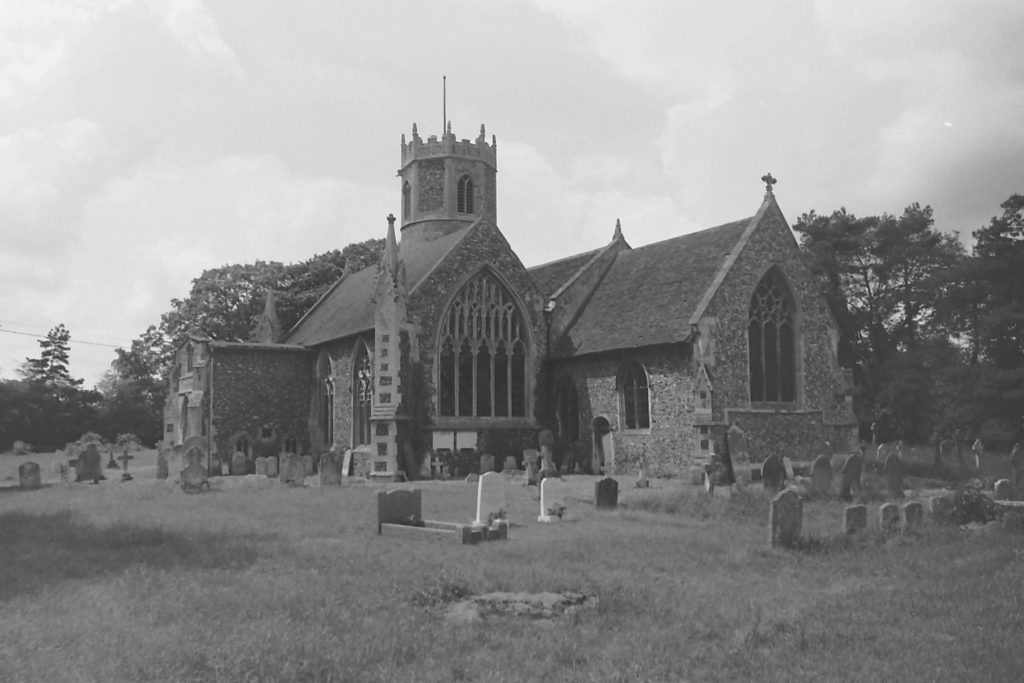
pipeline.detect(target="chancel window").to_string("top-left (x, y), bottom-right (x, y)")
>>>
top-left (456, 175), bottom-right (474, 214)
top-left (353, 342), bottom-right (372, 446)
top-left (555, 373), bottom-right (580, 441)
top-left (438, 270), bottom-right (528, 418)
top-left (619, 362), bottom-right (650, 429)
top-left (748, 268), bottom-right (797, 403)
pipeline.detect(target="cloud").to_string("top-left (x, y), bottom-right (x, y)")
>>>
top-left (144, 0), bottom-right (243, 75)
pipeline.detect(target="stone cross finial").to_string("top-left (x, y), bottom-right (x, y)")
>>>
top-left (613, 218), bottom-right (623, 240)
top-left (761, 172), bottom-right (777, 199)
top-left (386, 213), bottom-right (396, 228)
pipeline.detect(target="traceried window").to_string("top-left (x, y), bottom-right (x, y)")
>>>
top-left (353, 342), bottom-right (372, 446)
top-left (555, 373), bottom-right (580, 441)
top-left (317, 350), bottom-right (334, 446)
top-left (749, 267), bottom-right (797, 403)
top-left (619, 362), bottom-right (650, 429)
top-left (456, 175), bottom-right (474, 214)
top-left (402, 181), bottom-right (411, 219)
top-left (438, 270), bottom-right (528, 418)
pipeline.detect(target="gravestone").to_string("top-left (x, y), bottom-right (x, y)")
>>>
top-left (703, 469), bottom-right (716, 496)
top-left (838, 453), bottom-right (863, 502)
top-left (727, 424), bottom-right (751, 483)
top-left (180, 447), bottom-right (209, 493)
top-left (300, 454), bottom-right (314, 476)
top-left (635, 460), bottom-right (650, 488)
top-left (479, 453), bottom-right (495, 474)
top-left (156, 450), bottom-right (169, 480)
top-left (76, 444), bottom-right (102, 484)
top-left (266, 455), bottom-right (278, 477)
top-left (525, 459), bottom-right (539, 486)
top-left (320, 451), bottom-right (344, 487)
top-left (341, 449), bottom-right (354, 478)
top-left (1010, 443), bottom-right (1024, 493)
top-left (769, 489), bottom-right (802, 549)
top-left (971, 438), bottom-right (984, 473)
top-left (595, 477), bottom-right (618, 509)
top-left (902, 501), bottom-right (924, 530)
top-left (883, 452), bottom-right (904, 499)
top-left (18, 462), bottom-right (41, 490)
top-left (376, 488), bottom-right (422, 533)
top-left (879, 503), bottom-right (900, 532)
top-left (523, 448), bottom-right (539, 468)
top-left (939, 439), bottom-right (956, 466)
top-left (474, 471), bottom-right (509, 527)
top-left (538, 429), bottom-right (555, 450)
top-left (928, 494), bottom-right (954, 523)
top-left (810, 455), bottom-right (832, 496)
top-left (503, 456), bottom-right (517, 472)
top-left (419, 454), bottom-right (433, 479)
top-left (538, 477), bottom-right (571, 522)
top-left (465, 473), bottom-right (479, 484)
top-left (232, 451), bottom-right (247, 476)
top-left (761, 454), bottom-right (786, 492)
top-left (994, 479), bottom-right (1014, 501)
top-left (782, 456), bottom-right (795, 481)
top-left (280, 453), bottom-right (305, 486)
top-left (540, 445), bottom-right (555, 473)
top-left (844, 504), bottom-right (867, 534)
top-left (254, 457), bottom-right (268, 476)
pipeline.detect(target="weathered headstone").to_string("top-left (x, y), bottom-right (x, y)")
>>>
top-left (479, 453), bottom-right (495, 474)
top-left (156, 450), bottom-right (169, 480)
top-left (525, 459), bottom-right (539, 486)
top-left (320, 451), bottom-right (344, 487)
top-left (838, 453), bottom-right (863, 502)
top-left (503, 455), bottom-right (517, 472)
top-left (844, 504), bottom-right (867, 534)
top-left (254, 457), bottom-right (268, 476)
top-left (994, 479), bottom-right (1014, 501)
top-left (540, 445), bottom-right (555, 473)
top-left (810, 455), bottom-right (832, 496)
top-left (971, 438), bottom-right (984, 473)
top-left (769, 489), bottom-right (802, 548)
top-left (939, 438), bottom-right (956, 466)
top-left (703, 469), bottom-right (715, 495)
top-left (465, 473), bottom-right (479, 484)
top-left (300, 454), bottom-right (314, 476)
top-left (538, 477), bottom-right (571, 522)
top-left (902, 501), bottom-right (924, 530)
top-left (635, 460), bottom-right (650, 488)
top-left (761, 454), bottom-right (786, 492)
top-left (18, 462), bottom-right (41, 490)
top-left (595, 477), bottom-right (618, 509)
top-left (266, 455), bottom-right (278, 477)
top-left (928, 494), bottom-right (954, 522)
top-left (232, 451), bottom-right (247, 476)
top-left (523, 448), bottom-right (539, 468)
top-left (376, 488), bottom-right (422, 533)
top-left (280, 453), bottom-right (305, 486)
top-left (180, 447), bottom-right (209, 493)
top-left (474, 471), bottom-right (509, 527)
top-left (782, 456), bottom-right (795, 481)
top-left (727, 424), bottom-right (751, 483)
top-left (879, 503), bottom-right (900, 532)
top-left (883, 452), bottom-right (904, 499)
top-left (1010, 442), bottom-right (1024, 494)
top-left (538, 429), bottom-right (555, 450)
top-left (76, 444), bottom-right (102, 484)
top-left (341, 449), bottom-right (353, 478)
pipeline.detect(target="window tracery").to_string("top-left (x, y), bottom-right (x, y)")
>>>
top-left (748, 268), bottom-right (797, 403)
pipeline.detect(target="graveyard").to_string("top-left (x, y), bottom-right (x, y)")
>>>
top-left (1, 445), bottom-right (1023, 682)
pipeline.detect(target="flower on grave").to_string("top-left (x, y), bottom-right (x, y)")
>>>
top-left (547, 503), bottom-right (566, 519)
top-left (487, 509), bottom-right (507, 526)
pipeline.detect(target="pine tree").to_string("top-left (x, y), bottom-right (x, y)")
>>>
top-left (20, 324), bottom-right (82, 387)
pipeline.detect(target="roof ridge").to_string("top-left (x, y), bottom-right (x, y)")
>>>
top-left (527, 246), bottom-right (601, 272)
top-left (549, 237), bottom-right (626, 301)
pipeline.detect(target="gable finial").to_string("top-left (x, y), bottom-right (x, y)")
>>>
top-left (761, 172), bottom-right (777, 199)
top-left (613, 218), bottom-right (623, 241)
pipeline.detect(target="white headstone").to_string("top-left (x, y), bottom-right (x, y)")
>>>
top-left (782, 456), bottom-right (795, 481)
top-left (341, 449), bottom-right (353, 477)
top-left (538, 477), bottom-right (571, 522)
top-left (474, 471), bottom-right (508, 527)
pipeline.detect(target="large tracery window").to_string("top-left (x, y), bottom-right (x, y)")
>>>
top-left (353, 342), bottom-right (372, 446)
top-left (456, 175), bottom-right (474, 214)
top-left (619, 362), bottom-right (650, 429)
top-left (438, 271), bottom-right (528, 418)
top-left (749, 267), bottom-right (797, 403)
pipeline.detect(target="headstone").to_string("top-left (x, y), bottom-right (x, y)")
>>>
top-left (280, 453), bottom-right (305, 486)
top-left (479, 453), bottom-right (495, 474)
top-left (782, 456), bottom-right (795, 481)
top-left (538, 429), bottom-right (555, 449)
top-left (939, 439), bottom-right (956, 466)
top-left (902, 501), bottom-right (924, 530)
top-left (928, 494), bottom-right (954, 523)
top-left (232, 451), bottom-right (247, 476)
top-left (971, 438), bottom-right (984, 473)
top-left (474, 472), bottom-right (509, 527)
top-left (879, 503), bottom-right (900, 532)
top-left (180, 447), bottom-right (209, 493)
top-left (18, 462), bottom-right (41, 490)
top-left (883, 452), bottom-right (904, 499)
top-left (875, 443), bottom-right (888, 465)
top-left (76, 444), bottom-right (102, 484)
top-left (503, 456), bottom-right (517, 472)
top-left (844, 504), bottom-right (867, 534)
top-left (255, 457), bottom-right (268, 476)
top-left (266, 455), bottom-right (278, 477)
top-left (810, 455), bottom-right (832, 496)
top-left (538, 477), bottom-right (571, 522)
top-left (320, 451), bottom-right (344, 487)
top-left (465, 473), bottom-right (479, 483)
top-left (994, 479), bottom-right (1014, 501)
top-left (594, 477), bottom-right (618, 509)
top-left (769, 489), bottom-right (802, 549)
top-left (525, 459), bottom-right (539, 486)
top-left (761, 454), bottom-right (786, 492)
top-left (1010, 442), bottom-right (1024, 493)
top-left (419, 455), bottom-right (433, 479)
top-left (727, 424), bottom-right (751, 483)
top-left (838, 453), bottom-right (863, 501)
top-left (300, 454), bottom-right (314, 476)
top-left (341, 449), bottom-right (354, 478)
top-left (703, 469), bottom-right (715, 496)
top-left (376, 488), bottom-right (422, 533)
top-left (523, 448), bottom-right (539, 468)
top-left (540, 445), bottom-right (555, 472)
top-left (156, 450), bottom-right (169, 480)
top-left (635, 460), bottom-right (650, 488)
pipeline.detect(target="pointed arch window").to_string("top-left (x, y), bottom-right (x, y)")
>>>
top-left (619, 362), bottom-right (650, 429)
top-left (749, 268), bottom-right (797, 403)
top-left (457, 175), bottom-right (474, 214)
top-left (402, 181), bottom-right (411, 219)
top-left (438, 270), bottom-right (529, 418)
top-left (317, 350), bottom-right (334, 446)
top-left (353, 342), bottom-right (372, 446)
top-left (555, 373), bottom-right (580, 441)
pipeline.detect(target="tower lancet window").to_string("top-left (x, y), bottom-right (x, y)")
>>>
top-left (457, 175), bottom-right (474, 214)
top-left (402, 181), bottom-right (411, 219)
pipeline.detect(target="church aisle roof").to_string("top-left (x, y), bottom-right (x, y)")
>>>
top-left (552, 216), bottom-right (753, 357)
top-left (528, 248), bottom-right (601, 299)
top-left (285, 222), bottom-right (475, 346)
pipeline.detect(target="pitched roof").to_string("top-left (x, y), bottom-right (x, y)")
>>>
top-left (285, 222), bottom-right (475, 346)
top-left (552, 216), bottom-right (754, 357)
top-left (528, 248), bottom-right (601, 298)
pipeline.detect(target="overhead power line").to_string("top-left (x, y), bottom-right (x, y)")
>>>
top-left (0, 326), bottom-right (123, 349)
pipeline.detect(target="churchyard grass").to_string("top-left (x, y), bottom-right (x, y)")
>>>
top-left (1, 452), bottom-right (1023, 682)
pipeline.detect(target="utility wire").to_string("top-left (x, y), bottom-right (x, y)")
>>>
top-left (0, 326), bottom-right (123, 349)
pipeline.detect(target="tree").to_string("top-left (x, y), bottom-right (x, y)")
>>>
top-left (19, 324), bottom-right (82, 388)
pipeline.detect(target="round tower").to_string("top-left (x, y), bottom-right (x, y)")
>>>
top-left (398, 122), bottom-right (497, 245)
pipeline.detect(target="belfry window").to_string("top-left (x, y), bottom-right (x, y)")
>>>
top-left (402, 181), bottom-right (411, 219)
top-left (619, 362), bottom-right (650, 429)
top-left (438, 270), bottom-right (528, 418)
top-left (457, 175), bottom-right (474, 214)
top-left (353, 342), bottom-right (372, 446)
top-left (748, 267), bottom-right (797, 403)
top-left (555, 373), bottom-right (580, 441)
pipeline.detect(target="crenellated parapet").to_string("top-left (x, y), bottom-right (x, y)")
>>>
top-left (400, 123), bottom-right (496, 172)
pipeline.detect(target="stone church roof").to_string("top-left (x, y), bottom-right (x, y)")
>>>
top-left (551, 215), bottom-right (754, 358)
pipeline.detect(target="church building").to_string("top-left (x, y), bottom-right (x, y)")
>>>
top-left (164, 121), bottom-right (857, 479)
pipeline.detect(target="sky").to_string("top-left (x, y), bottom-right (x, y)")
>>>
top-left (2, 0), bottom-right (1023, 388)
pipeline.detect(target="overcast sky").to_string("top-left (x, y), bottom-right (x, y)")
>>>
top-left (2, 0), bottom-right (1023, 387)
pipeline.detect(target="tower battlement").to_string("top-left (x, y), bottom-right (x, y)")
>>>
top-left (400, 123), bottom-right (496, 171)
